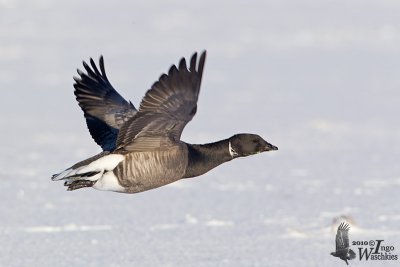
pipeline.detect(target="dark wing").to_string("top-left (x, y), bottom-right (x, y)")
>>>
top-left (335, 222), bottom-right (351, 251)
top-left (84, 116), bottom-right (118, 151)
top-left (74, 56), bottom-right (137, 151)
top-left (116, 51), bottom-right (206, 151)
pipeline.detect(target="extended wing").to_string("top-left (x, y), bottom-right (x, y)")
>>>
top-left (335, 222), bottom-right (351, 251)
top-left (116, 51), bottom-right (206, 151)
top-left (74, 56), bottom-right (137, 151)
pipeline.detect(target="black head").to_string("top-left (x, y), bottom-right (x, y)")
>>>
top-left (229, 134), bottom-right (278, 157)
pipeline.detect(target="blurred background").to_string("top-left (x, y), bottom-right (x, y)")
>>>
top-left (1, 0), bottom-right (399, 266)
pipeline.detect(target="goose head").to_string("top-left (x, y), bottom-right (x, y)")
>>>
top-left (229, 134), bottom-right (278, 157)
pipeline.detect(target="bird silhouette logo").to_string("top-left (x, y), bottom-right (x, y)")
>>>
top-left (331, 222), bottom-right (356, 265)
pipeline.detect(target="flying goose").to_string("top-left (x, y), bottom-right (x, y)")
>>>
top-left (331, 222), bottom-right (356, 265)
top-left (52, 51), bottom-right (278, 193)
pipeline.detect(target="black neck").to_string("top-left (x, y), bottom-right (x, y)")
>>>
top-left (183, 138), bottom-right (233, 178)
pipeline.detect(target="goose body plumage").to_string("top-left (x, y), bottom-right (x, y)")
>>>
top-left (52, 51), bottom-right (278, 194)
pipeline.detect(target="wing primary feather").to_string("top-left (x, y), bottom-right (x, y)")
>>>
top-left (178, 57), bottom-right (187, 71)
top-left (115, 51), bottom-right (206, 151)
top-left (73, 55), bottom-right (137, 150)
top-left (76, 68), bottom-right (87, 78)
top-left (168, 65), bottom-right (179, 77)
top-left (82, 61), bottom-right (97, 78)
top-left (90, 58), bottom-right (102, 77)
top-left (99, 55), bottom-right (108, 79)
top-left (189, 52), bottom-right (197, 72)
top-left (197, 51), bottom-right (206, 82)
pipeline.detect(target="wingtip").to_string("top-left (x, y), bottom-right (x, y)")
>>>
top-left (168, 64), bottom-right (179, 76)
top-left (99, 55), bottom-right (107, 78)
top-left (178, 57), bottom-right (187, 71)
top-left (82, 60), bottom-right (90, 71)
top-left (189, 50), bottom-right (206, 74)
top-left (99, 55), bottom-right (104, 67)
top-left (76, 68), bottom-right (84, 76)
top-left (189, 52), bottom-right (197, 72)
top-left (198, 50), bottom-right (206, 70)
top-left (89, 57), bottom-right (96, 67)
top-left (73, 76), bottom-right (81, 83)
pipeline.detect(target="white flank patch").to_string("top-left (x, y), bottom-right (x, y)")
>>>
top-left (52, 154), bottom-right (125, 181)
top-left (93, 171), bottom-right (125, 192)
top-left (77, 154), bottom-right (124, 174)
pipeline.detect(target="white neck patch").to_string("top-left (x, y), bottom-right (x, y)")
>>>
top-left (229, 141), bottom-right (238, 158)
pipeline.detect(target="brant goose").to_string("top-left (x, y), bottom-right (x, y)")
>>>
top-left (52, 51), bottom-right (278, 193)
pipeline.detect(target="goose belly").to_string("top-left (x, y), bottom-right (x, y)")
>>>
top-left (113, 149), bottom-right (188, 193)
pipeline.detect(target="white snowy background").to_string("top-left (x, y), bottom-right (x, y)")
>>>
top-left (1, 0), bottom-right (400, 266)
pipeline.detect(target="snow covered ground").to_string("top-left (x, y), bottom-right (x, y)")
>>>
top-left (1, 0), bottom-right (400, 266)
